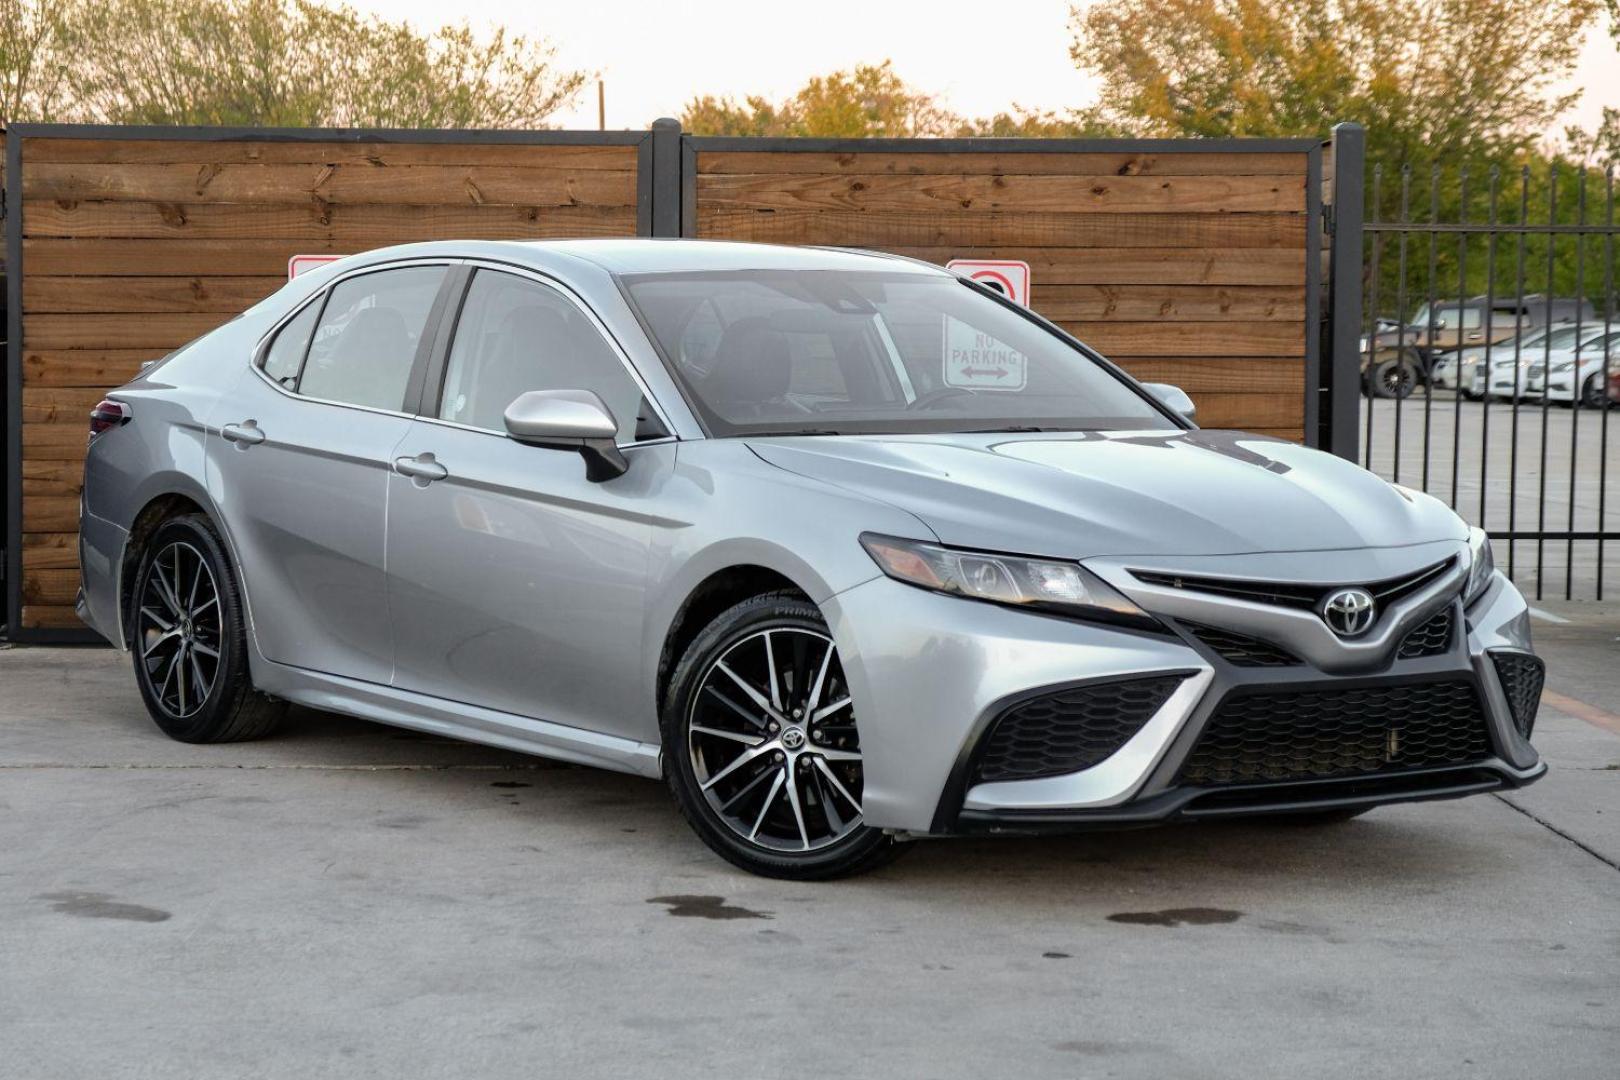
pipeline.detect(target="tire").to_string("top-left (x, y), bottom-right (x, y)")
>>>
top-left (661, 592), bottom-right (902, 880)
top-left (1579, 374), bottom-right (1609, 409)
top-left (129, 514), bottom-right (285, 743)
top-left (1367, 357), bottom-right (1418, 399)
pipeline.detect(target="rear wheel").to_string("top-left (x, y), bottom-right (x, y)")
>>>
top-left (1367, 356), bottom-right (1418, 399)
top-left (661, 593), bottom-right (900, 879)
top-left (130, 514), bottom-right (285, 743)
top-left (1580, 373), bottom-right (1610, 409)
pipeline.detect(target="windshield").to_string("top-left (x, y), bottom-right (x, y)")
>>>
top-left (621, 270), bottom-right (1175, 437)
top-left (1409, 303), bottom-right (1484, 330)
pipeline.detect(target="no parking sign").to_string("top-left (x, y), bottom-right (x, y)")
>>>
top-left (946, 258), bottom-right (1031, 307)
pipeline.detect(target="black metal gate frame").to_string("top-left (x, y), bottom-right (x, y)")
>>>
top-left (1360, 156), bottom-right (1619, 600)
top-left (3, 119), bottom-right (1354, 643)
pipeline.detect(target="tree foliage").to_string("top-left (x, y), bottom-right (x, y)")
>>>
top-left (682, 61), bottom-right (955, 138)
top-left (1068, 0), bottom-right (1600, 167)
top-left (0, 0), bottom-right (586, 128)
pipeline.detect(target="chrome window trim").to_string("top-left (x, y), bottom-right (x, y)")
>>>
top-left (248, 257), bottom-right (463, 421)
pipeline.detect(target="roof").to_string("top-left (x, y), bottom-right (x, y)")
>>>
top-left (522, 238), bottom-right (947, 275)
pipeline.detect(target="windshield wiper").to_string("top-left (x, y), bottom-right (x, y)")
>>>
top-left (964, 425), bottom-right (1056, 433)
top-left (746, 428), bottom-right (846, 437)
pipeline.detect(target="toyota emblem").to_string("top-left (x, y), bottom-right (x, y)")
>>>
top-left (1320, 587), bottom-right (1376, 637)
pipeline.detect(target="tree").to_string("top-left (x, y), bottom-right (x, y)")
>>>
top-left (0, 0), bottom-right (75, 122)
top-left (1068, 0), bottom-right (1600, 167)
top-left (955, 106), bottom-right (1123, 139)
top-left (682, 61), bottom-right (955, 137)
top-left (59, 0), bottom-right (586, 128)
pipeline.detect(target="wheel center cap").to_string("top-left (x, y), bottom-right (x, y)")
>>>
top-left (780, 726), bottom-right (806, 750)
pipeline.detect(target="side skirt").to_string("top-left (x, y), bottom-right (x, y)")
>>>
top-left (253, 660), bottom-right (663, 780)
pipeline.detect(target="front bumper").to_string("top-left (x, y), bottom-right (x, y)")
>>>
top-left (824, 547), bottom-right (1543, 836)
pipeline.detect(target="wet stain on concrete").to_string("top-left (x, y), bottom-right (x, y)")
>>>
top-left (375, 815), bottom-right (432, 830)
top-left (647, 895), bottom-right (773, 920)
top-left (1042, 951), bottom-right (1072, 959)
top-left (37, 891), bottom-right (170, 923)
top-left (1053, 1040), bottom-right (1156, 1056)
top-left (1107, 907), bottom-right (1243, 927)
top-left (491, 781), bottom-right (532, 789)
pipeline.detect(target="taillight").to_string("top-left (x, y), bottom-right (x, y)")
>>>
top-left (89, 399), bottom-right (131, 438)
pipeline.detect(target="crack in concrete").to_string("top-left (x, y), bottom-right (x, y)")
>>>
top-left (1492, 793), bottom-right (1620, 874)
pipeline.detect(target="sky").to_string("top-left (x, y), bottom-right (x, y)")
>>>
top-left (348, 0), bottom-right (1618, 142)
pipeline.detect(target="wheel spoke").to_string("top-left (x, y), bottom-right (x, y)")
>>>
top-left (748, 770), bottom-right (787, 841)
top-left (815, 746), bottom-right (861, 763)
top-left (151, 561), bottom-right (182, 616)
top-left (718, 761), bottom-right (780, 813)
top-left (806, 642), bottom-right (835, 713)
top-left (142, 627), bottom-right (181, 658)
top-left (187, 549), bottom-right (204, 609)
top-left (190, 640), bottom-right (220, 660)
top-left (700, 742), bottom-right (771, 792)
top-left (783, 766), bottom-right (811, 851)
top-left (140, 606), bottom-right (175, 633)
top-left (763, 632), bottom-right (783, 711)
top-left (703, 684), bottom-right (766, 730)
top-left (157, 647), bottom-right (180, 703)
top-left (175, 644), bottom-right (188, 714)
top-left (189, 650), bottom-right (210, 703)
top-left (690, 724), bottom-right (765, 747)
top-left (716, 660), bottom-right (787, 723)
top-left (812, 695), bottom-right (852, 723)
top-left (191, 596), bottom-right (218, 617)
top-left (812, 756), bottom-right (863, 815)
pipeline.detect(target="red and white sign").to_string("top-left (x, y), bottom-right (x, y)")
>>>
top-left (287, 254), bottom-right (343, 279)
top-left (946, 258), bottom-right (1031, 306)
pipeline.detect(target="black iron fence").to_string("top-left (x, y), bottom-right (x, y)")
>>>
top-left (1359, 159), bottom-right (1620, 600)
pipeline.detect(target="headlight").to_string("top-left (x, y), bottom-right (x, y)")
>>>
top-left (1464, 527), bottom-right (1495, 607)
top-left (859, 534), bottom-right (1159, 630)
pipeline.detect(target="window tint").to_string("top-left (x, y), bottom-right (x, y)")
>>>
top-left (298, 266), bottom-right (446, 411)
top-left (261, 300), bottom-right (320, 387)
top-left (438, 269), bottom-right (647, 443)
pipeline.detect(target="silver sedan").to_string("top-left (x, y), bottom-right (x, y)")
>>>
top-left (78, 240), bottom-right (1545, 878)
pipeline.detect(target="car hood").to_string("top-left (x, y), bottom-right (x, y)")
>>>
top-left (748, 429), bottom-right (1465, 559)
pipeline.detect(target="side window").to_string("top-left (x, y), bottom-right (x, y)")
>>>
top-left (297, 266), bottom-right (446, 411)
top-left (438, 269), bottom-right (647, 444)
top-left (261, 300), bottom-right (320, 387)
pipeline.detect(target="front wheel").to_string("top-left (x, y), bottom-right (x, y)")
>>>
top-left (1580, 373), bottom-right (1610, 409)
top-left (1367, 356), bottom-right (1418, 399)
top-left (130, 514), bottom-right (285, 743)
top-left (661, 593), bottom-right (901, 879)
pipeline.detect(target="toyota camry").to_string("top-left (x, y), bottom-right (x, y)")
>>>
top-left (78, 239), bottom-right (1546, 878)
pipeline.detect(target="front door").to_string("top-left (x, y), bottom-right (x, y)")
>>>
top-left (384, 267), bottom-right (676, 740)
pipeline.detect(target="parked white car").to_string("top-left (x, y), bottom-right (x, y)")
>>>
top-left (1535, 329), bottom-right (1620, 407)
top-left (1468, 325), bottom-right (1592, 401)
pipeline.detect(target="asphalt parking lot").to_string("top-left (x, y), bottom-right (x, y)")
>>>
top-left (4, 608), bottom-right (1619, 1080)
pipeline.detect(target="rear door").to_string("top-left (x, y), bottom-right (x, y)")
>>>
top-left (208, 263), bottom-right (453, 684)
top-left (383, 266), bottom-right (678, 740)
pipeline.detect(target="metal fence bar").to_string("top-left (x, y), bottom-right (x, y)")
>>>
top-left (1478, 167), bottom-right (1500, 530)
top-left (1325, 123), bottom-right (1365, 462)
top-left (1602, 168), bottom-right (1615, 600)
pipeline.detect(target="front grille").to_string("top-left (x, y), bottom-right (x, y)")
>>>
top-left (1490, 652), bottom-right (1545, 737)
top-left (974, 676), bottom-right (1186, 783)
top-left (1397, 608), bottom-right (1453, 658)
top-left (1131, 558), bottom-right (1455, 613)
top-left (1178, 680), bottom-right (1492, 786)
top-left (1182, 621), bottom-right (1301, 667)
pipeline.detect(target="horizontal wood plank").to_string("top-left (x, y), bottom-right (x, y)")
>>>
top-left (22, 568), bottom-right (81, 605)
top-left (22, 494), bottom-right (81, 532)
top-left (885, 246), bottom-right (1305, 286)
top-left (23, 238), bottom-right (366, 276)
top-left (22, 459), bottom-right (86, 499)
top-left (1030, 285), bottom-right (1303, 322)
top-left (22, 387), bottom-right (111, 423)
top-left (26, 312), bottom-right (230, 349)
top-left (22, 533), bottom-right (81, 571)
top-left (696, 150), bottom-right (1309, 176)
top-left (697, 172), bottom-right (1304, 214)
top-left (19, 604), bottom-right (87, 630)
top-left (22, 200), bottom-right (639, 241)
top-left (23, 137), bottom-right (640, 169)
top-left (26, 162), bottom-right (638, 208)
top-left (26, 275), bottom-right (285, 313)
top-left (695, 208), bottom-right (1307, 249)
top-left (24, 349), bottom-right (166, 387)
top-left (1178, 392), bottom-right (1302, 428)
top-left (1113, 357), bottom-right (1304, 394)
top-left (1056, 320), bottom-right (1305, 357)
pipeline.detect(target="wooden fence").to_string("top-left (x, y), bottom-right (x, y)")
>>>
top-left (3, 121), bottom-right (1347, 641)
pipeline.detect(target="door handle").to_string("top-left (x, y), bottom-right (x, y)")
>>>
top-left (221, 420), bottom-right (265, 445)
top-left (393, 453), bottom-right (448, 483)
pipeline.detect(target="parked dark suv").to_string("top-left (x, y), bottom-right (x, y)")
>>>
top-left (1363, 295), bottom-right (1597, 398)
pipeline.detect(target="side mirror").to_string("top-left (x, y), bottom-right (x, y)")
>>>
top-left (503, 389), bottom-right (628, 482)
top-left (1143, 382), bottom-right (1197, 424)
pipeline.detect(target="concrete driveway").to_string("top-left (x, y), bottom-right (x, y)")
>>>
top-left (3, 611), bottom-right (1618, 1080)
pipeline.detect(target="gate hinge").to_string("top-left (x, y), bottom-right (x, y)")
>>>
top-left (1321, 202), bottom-right (1335, 235)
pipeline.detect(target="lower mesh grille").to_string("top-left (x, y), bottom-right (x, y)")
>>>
top-left (974, 676), bottom-right (1186, 783)
top-left (1490, 651), bottom-right (1545, 737)
top-left (1178, 680), bottom-right (1492, 786)
top-left (1397, 609), bottom-right (1453, 658)
top-left (1183, 621), bottom-right (1301, 667)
